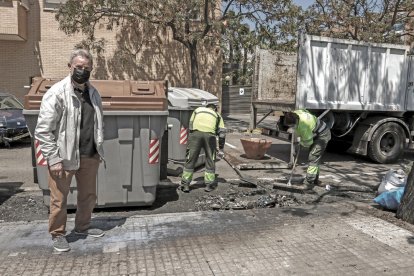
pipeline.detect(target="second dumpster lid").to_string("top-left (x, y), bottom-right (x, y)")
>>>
top-left (24, 77), bottom-right (167, 111)
top-left (168, 87), bottom-right (218, 108)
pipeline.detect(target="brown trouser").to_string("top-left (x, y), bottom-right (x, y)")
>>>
top-left (48, 156), bottom-right (100, 237)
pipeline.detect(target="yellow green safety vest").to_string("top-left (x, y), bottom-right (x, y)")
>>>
top-left (190, 106), bottom-right (225, 134)
top-left (294, 109), bottom-right (317, 147)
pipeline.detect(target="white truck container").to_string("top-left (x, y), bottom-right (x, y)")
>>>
top-left (252, 34), bottom-right (414, 163)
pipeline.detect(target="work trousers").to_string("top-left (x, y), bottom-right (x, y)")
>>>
top-left (181, 131), bottom-right (216, 185)
top-left (48, 155), bottom-right (100, 237)
top-left (306, 128), bottom-right (331, 183)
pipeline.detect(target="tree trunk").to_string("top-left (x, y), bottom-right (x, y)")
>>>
top-left (242, 48), bottom-right (247, 84)
top-left (396, 164), bottom-right (414, 223)
top-left (233, 43), bottom-right (240, 84)
top-left (229, 42), bottom-right (233, 64)
top-left (189, 43), bottom-right (200, 88)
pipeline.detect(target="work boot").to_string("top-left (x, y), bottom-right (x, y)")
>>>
top-left (204, 183), bottom-right (215, 192)
top-left (314, 174), bottom-right (322, 186)
top-left (180, 183), bottom-right (190, 193)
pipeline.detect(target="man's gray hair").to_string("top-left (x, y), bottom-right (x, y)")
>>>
top-left (69, 49), bottom-right (93, 66)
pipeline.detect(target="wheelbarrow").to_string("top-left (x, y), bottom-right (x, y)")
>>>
top-left (240, 138), bottom-right (272, 160)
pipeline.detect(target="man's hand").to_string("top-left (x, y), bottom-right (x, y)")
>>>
top-left (50, 162), bottom-right (64, 178)
top-left (218, 136), bottom-right (225, 150)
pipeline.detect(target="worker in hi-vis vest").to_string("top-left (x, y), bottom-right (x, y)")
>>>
top-left (180, 103), bottom-right (226, 193)
top-left (283, 109), bottom-right (331, 189)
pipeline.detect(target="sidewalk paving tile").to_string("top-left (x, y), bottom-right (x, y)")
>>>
top-left (0, 205), bottom-right (414, 275)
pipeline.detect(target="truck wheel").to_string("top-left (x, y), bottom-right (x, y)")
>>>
top-left (368, 122), bottom-right (405, 163)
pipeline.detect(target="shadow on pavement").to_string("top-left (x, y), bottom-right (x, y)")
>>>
top-left (151, 185), bottom-right (180, 208)
top-left (0, 139), bottom-right (31, 149)
top-left (0, 182), bottom-right (24, 205)
top-left (66, 216), bottom-right (128, 243)
top-left (264, 144), bottom-right (290, 163)
top-left (89, 185), bottom-right (180, 215)
top-left (189, 176), bottom-right (228, 191)
top-left (280, 207), bottom-right (313, 218)
top-left (222, 115), bottom-right (249, 131)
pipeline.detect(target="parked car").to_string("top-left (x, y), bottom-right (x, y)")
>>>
top-left (0, 92), bottom-right (30, 146)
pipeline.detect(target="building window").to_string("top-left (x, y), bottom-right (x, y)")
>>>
top-left (44, 0), bottom-right (67, 11)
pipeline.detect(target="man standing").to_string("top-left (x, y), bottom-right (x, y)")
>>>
top-left (283, 109), bottom-right (331, 189)
top-left (180, 103), bottom-right (226, 193)
top-left (35, 49), bottom-right (105, 252)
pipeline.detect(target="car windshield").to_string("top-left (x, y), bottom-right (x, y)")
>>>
top-left (0, 95), bottom-right (24, 109)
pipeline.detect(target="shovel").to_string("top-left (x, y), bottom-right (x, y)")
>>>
top-left (273, 141), bottom-right (310, 192)
top-left (287, 144), bottom-right (300, 186)
top-left (222, 155), bottom-right (258, 188)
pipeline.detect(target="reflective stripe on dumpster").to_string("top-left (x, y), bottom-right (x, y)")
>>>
top-left (180, 126), bottom-right (188, 145)
top-left (35, 140), bottom-right (47, 166)
top-left (149, 139), bottom-right (160, 164)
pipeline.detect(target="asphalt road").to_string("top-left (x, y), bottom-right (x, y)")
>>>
top-left (2, 136), bottom-right (414, 274)
top-left (1, 130), bottom-right (413, 223)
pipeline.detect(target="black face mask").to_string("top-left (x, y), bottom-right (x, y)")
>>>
top-left (71, 68), bottom-right (91, 84)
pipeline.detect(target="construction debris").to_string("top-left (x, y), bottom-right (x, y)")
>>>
top-left (195, 188), bottom-right (301, 211)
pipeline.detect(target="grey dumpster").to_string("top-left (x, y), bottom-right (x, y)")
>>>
top-left (167, 87), bottom-right (218, 175)
top-left (24, 77), bottom-right (168, 208)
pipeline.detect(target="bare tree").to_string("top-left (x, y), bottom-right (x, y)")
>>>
top-left (56, 0), bottom-right (299, 88)
top-left (221, 1), bottom-right (302, 85)
top-left (303, 0), bottom-right (414, 44)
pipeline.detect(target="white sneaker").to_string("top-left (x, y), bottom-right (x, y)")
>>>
top-left (74, 228), bottom-right (105, 238)
top-left (52, 236), bottom-right (70, 252)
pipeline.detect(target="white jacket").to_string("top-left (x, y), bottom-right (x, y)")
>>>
top-left (34, 76), bottom-right (104, 170)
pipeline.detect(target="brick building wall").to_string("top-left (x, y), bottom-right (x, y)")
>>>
top-left (0, 0), bottom-right (222, 101)
top-left (0, 1), bottom-right (20, 35)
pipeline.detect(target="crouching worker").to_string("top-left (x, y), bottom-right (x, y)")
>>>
top-left (284, 109), bottom-right (331, 189)
top-left (180, 103), bottom-right (226, 193)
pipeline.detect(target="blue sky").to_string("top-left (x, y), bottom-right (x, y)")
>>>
top-left (293, 0), bottom-right (313, 8)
